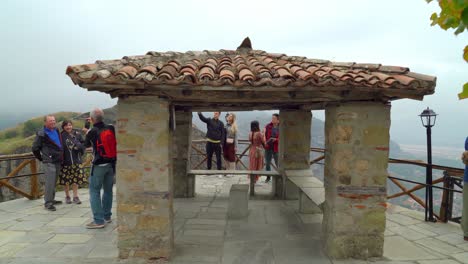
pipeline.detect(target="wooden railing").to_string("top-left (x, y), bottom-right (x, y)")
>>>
top-left (1, 142), bottom-right (464, 223)
top-left (308, 147), bottom-right (464, 223)
top-left (0, 153), bottom-right (42, 199)
top-left (0, 151), bottom-right (92, 200)
top-left (191, 139), bottom-right (278, 171)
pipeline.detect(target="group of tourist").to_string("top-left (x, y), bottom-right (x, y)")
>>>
top-left (198, 112), bottom-right (280, 183)
top-left (32, 108), bottom-right (115, 229)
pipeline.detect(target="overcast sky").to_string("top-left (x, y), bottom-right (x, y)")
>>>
top-left (1, 0), bottom-right (467, 147)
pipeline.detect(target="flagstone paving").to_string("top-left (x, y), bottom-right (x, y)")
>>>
top-left (0, 174), bottom-right (466, 264)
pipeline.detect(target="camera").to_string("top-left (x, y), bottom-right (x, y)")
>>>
top-left (84, 120), bottom-right (91, 129)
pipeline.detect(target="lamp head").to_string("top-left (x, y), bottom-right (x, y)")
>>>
top-left (419, 107), bottom-right (437, 128)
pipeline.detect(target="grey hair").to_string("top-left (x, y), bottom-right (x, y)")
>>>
top-left (90, 108), bottom-right (104, 123)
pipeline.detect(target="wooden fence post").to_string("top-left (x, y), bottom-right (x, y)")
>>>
top-left (30, 159), bottom-right (40, 199)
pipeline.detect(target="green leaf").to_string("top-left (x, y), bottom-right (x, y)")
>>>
top-left (453, 0), bottom-right (468, 10)
top-left (444, 17), bottom-right (459, 29)
top-left (461, 7), bottom-right (468, 25)
top-left (454, 24), bottom-right (466, 34)
top-left (458, 82), bottom-right (468, 100)
top-left (464, 45), bottom-right (468, 62)
top-left (426, 0), bottom-right (433, 3)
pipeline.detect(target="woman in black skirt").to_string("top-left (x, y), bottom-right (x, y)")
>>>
top-left (60, 120), bottom-right (86, 204)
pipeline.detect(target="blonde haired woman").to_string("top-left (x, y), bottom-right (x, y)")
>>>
top-left (223, 113), bottom-right (238, 171)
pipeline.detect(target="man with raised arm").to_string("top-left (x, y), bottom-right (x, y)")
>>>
top-left (198, 112), bottom-right (225, 170)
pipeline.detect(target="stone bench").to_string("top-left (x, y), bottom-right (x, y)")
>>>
top-left (227, 184), bottom-right (249, 219)
top-left (285, 170), bottom-right (325, 214)
top-left (188, 170), bottom-right (281, 196)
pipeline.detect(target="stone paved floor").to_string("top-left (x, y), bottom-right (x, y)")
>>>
top-left (0, 174), bottom-right (467, 264)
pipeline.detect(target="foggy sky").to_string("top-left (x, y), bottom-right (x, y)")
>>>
top-left (1, 0), bottom-right (467, 147)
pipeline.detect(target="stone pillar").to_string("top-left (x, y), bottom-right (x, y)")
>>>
top-left (116, 96), bottom-right (174, 259)
top-left (277, 110), bottom-right (312, 199)
top-left (173, 110), bottom-right (194, 198)
top-left (323, 102), bottom-right (390, 259)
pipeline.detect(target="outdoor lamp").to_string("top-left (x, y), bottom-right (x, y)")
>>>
top-left (419, 107), bottom-right (437, 222)
top-left (419, 107), bottom-right (437, 128)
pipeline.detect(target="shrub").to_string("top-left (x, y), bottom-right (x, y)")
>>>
top-left (4, 130), bottom-right (18, 139)
top-left (23, 120), bottom-right (43, 137)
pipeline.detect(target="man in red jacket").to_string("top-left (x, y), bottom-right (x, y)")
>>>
top-left (264, 113), bottom-right (279, 183)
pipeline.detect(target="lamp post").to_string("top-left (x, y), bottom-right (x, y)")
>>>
top-left (419, 107), bottom-right (437, 222)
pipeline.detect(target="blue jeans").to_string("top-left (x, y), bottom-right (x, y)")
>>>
top-left (89, 164), bottom-right (114, 224)
top-left (265, 149), bottom-right (278, 171)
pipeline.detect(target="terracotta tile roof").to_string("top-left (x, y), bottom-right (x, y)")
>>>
top-left (66, 40), bottom-right (436, 97)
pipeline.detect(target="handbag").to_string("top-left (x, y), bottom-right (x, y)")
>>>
top-left (226, 138), bottom-right (234, 144)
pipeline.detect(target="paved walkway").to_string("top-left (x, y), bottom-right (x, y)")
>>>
top-left (0, 174), bottom-right (467, 264)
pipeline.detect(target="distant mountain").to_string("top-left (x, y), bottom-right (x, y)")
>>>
top-left (193, 111), bottom-right (325, 147)
top-left (0, 113), bottom-right (45, 130)
top-left (193, 111), bottom-right (401, 155)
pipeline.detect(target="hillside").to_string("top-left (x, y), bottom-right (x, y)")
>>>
top-left (0, 112), bottom-right (83, 154)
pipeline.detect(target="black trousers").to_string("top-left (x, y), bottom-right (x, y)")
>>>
top-left (206, 142), bottom-right (222, 170)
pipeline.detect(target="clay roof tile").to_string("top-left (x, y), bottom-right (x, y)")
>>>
top-left (138, 65), bottom-right (157, 75)
top-left (66, 44), bottom-right (436, 99)
top-left (198, 66), bottom-right (215, 80)
top-left (239, 68), bottom-right (255, 81)
top-left (220, 69), bottom-right (235, 82)
top-left (115, 65), bottom-right (138, 79)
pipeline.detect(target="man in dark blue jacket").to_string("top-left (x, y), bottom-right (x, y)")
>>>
top-left (32, 115), bottom-right (63, 211)
top-left (198, 112), bottom-right (225, 170)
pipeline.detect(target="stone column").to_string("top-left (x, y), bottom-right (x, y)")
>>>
top-left (277, 110), bottom-right (312, 199)
top-left (173, 110), bottom-right (194, 198)
top-left (116, 96), bottom-right (174, 259)
top-left (323, 102), bottom-right (390, 259)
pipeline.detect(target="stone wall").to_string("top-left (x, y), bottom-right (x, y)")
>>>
top-left (278, 110), bottom-right (312, 199)
top-left (116, 96), bottom-right (174, 259)
top-left (173, 111), bottom-right (193, 198)
top-left (323, 102), bottom-right (390, 259)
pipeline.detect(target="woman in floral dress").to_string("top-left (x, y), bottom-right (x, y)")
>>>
top-left (249, 120), bottom-right (265, 183)
top-left (60, 120), bottom-right (86, 204)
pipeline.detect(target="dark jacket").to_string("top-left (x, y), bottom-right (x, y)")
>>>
top-left (32, 127), bottom-right (63, 163)
top-left (264, 122), bottom-right (279, 153)
top-left (198, 113), bottom-right (225, 142)
top-left (61, 130), bottom-right (85, 166)
top-left (84, 122), bottom-right (116, 165)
